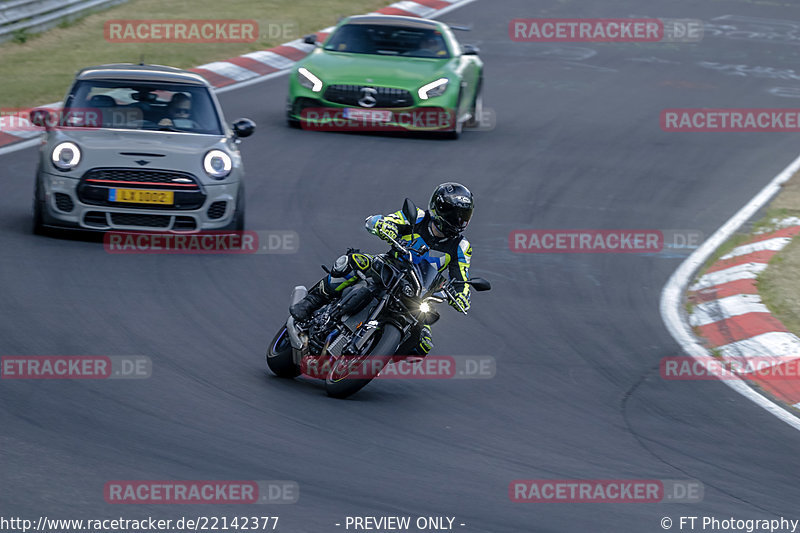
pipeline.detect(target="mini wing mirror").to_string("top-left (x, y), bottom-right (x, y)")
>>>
top-left (303, 34), bottom-right (317, 45)
top-left (30, 108), bottom-right (53, 129)
top-left (232, 118), bottom-right (256, 139)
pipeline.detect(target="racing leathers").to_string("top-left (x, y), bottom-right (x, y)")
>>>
top-left (289, 206), bottom-right (473, 356)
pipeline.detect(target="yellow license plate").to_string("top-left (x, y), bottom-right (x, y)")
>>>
top-left (109, 188), bottom-right (174, 205)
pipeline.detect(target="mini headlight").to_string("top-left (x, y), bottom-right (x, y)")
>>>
top-left (418, 78), bottom-right (449, 100)
top-left (420, 302), bottom-right (431, 313)
top-left (203, 150), bottom-right (232, 180)
top-left (297, 67), bottom-right (323, 92)
top-left (51, 142), bottom-right (81, 170)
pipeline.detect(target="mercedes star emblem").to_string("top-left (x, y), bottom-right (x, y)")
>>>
top-left (358, 87), bottom-right (378, 108)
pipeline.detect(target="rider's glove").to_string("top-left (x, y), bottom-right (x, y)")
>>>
top-left (450, 291), bottom-right (471, 313)
top-left (372, 219), bottom-right (398, 241)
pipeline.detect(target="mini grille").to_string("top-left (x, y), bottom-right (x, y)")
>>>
top-left (82, 168), bottom-right (199, 188)
top-left (173, 217), bottom-right (197, 231)
top-left (84, 212), bottom-right (108, 227)
top-left (110, 213), bottom-right (170, 228)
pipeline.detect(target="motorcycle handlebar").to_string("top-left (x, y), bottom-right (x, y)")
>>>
top-left (377, 228), bottom-right (413, 262)
top-left (375, 228), bottom-right (467, 314)
top-left (441, 284), bottom-right (467, 314)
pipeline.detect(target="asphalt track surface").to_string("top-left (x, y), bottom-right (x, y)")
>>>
top-left (5, 1), bottom-right (800, 531)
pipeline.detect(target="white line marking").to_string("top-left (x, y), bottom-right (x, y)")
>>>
top-left (719, 332), bottom-right (800, 364)
top-left (419, 0), bottom-right (480, 18)
top-left (387, 1), bottom-right (438, 17)
top-left (660, 151), bottom-right (800, 431)
top-left (1, 127), bottom-right (41, 139)
top-left (0, 137), bottom-right (39, 156)
top-left (689, 262), bottom-right (768, 290)
top-left (281, 39), bottom-right (315, 55)
top-left (720, 237), bottom-right (792, 259)
top-left (194, 61), bottom-right (259, 82)
top-left (241, 50), bottom-right (296, 70)
top-left (689, 294), bottom-right (770, 327)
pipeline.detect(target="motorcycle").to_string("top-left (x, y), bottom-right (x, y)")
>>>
top-left (266, 198), bottom-right (491, 398)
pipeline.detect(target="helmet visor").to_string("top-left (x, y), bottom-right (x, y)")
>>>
top-left (435, 199), bottom-right (473, 235)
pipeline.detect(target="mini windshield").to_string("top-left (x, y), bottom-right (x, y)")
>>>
top-left (324, 24), bottom-right (450, 58)
top-left (63, 80), bottom-right (223, 134)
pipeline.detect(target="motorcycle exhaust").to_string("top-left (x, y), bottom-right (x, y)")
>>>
top-left (286, 316), bottom-right (304, 350)
top-left (286, 286), bottom-right (308, 351)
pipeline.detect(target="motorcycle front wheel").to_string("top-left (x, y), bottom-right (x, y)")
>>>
top-left (324, 324), bottom-right (402, 399)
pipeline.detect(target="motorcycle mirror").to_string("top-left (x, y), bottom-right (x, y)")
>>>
top-left (468, 277), bottom-right (491, 291)
top-left (402, 198), bottom-right (418, 228)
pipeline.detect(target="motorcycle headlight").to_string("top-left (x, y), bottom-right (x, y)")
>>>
top-left (203, 150), bottom-right (232, 180)
top-left (418, 78), bottom-right (449, 100)
top-left (419, 301), bottom-right (431, 313)
top-left (297, 67), bottom-right (323, 92)
top-left (51, 142), bottom-right (81, 171)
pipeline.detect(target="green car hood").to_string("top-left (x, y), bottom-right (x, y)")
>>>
top-left (300, 49), bottom-right (454, 89)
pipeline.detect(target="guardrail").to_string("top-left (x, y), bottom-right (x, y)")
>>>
top-left (0, 0), bottom-right (129, 43)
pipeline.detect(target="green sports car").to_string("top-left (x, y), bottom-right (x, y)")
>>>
top-left (287, 15), bottom-right (484, 139)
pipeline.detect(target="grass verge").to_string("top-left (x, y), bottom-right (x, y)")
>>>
top-left (756, 174), bottom-right (800, 335)
top-left (0, 0), bottom-right (389, 108)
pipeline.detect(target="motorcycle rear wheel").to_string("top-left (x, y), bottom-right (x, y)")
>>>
top-left (266, 326), bottom-right (301, 378)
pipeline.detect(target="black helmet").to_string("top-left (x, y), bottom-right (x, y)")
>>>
top-left (429, 182), bottom-right (474, 238)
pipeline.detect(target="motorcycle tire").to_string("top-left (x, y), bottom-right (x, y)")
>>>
top-left (324, 324), bottom-right (402, 399)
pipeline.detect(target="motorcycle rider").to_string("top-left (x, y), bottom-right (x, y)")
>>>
top-left (289, 182), bottom-right (475, 356)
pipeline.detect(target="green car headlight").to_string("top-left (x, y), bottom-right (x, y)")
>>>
top-left (418, 78), bottom-right (449, 100)
top-left (297, 67), bottom-right (323, 92)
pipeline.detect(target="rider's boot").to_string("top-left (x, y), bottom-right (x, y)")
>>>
top-left (290, 279), bottom-right (333, 321)
top-left (407, 325), bottom-right (434, 363)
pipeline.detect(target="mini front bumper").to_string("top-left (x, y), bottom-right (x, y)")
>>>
top-left (38, 171), bottom-right (241, 232)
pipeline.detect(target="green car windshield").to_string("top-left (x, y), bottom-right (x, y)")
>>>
top-left (324, 24), bottom-right (451, 58)
top-left (63, 80), bottom-right (223, 134)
